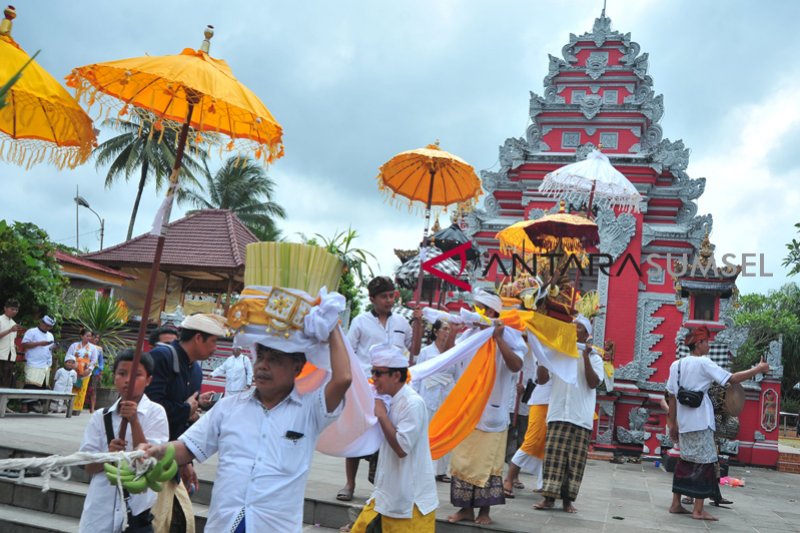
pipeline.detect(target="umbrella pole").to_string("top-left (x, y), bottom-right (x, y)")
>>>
top-left (119, 104), bottom-right (195, 440)
top-left (413, 167), bottom-right (437, 304)
top-left (586, 181), bottom-right (597, 219)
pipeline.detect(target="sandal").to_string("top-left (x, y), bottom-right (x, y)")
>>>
top-left (681, 496), bottom-right (694, 504)
top-left (513, 481), bottom-right (525, 489)
top-left (336, 488), bottom-right (354, 502)
top-left (435, 475), bottom-right (451, 483)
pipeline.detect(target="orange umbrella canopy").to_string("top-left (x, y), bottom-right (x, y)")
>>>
top-left (0, 6), bottom-right (95, 169)
top-left (496, 208), bottom-right (598, 254)
top-left (66, 26), bottom-right (283, 164)
top-left (377, 142), bottom-right (482, 211)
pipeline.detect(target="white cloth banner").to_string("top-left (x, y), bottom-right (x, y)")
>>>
top-left (526, 334), bottom-right (578, 385)
top-left (409, 324), bottom-right (525, 383)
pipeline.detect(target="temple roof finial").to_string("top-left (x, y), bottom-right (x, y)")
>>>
top-left (602, 0), bottom-right (607, 17)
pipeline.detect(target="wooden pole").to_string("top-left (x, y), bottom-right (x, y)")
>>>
top-left (119, 103), bottom-right (195, 441)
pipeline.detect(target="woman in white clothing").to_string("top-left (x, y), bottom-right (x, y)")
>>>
top-left (413, 319), bottom-right (457, 482)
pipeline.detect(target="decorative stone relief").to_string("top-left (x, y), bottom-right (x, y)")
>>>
top-left (586, 52), bottom-right (609, 80)
top-left (595, 399), bottom-right (615, 444)
top-left (498, 137), bottom-right (529, 170)
top-left (593, 272), bottom-right (610, 346)
top-left (589, 84), bottom-right (600, 94)
top-left (525, 124), bottom-right (547, 152)
top-left (620, 41), bottom-right (641, 66)
top-left (675, 201), bottom-right (699, 225)
top-left (580, 94), bottom-right (603, 119)
top-left (529, 92), bottom-right (545, 120)
top-left (650, 139), bottom-right (691, 173)
top-left (589, 15), bottom-right (613, 47)
top-left (641, 124), bottom-right (664, 152)
top-left (584, 127), bottom-right (597, 136)
top-left (616, 293), bottom-right (673, 382)
top-left (480, 170), bottom-right (503, 193)
top-left (561, 41), bottom-right (578, 64)
top-left (641, 94), bottom-right (664, 123)
top-left (754, 430), bottom-right (765, 442)
top-left (632, 53), bottom-right (649, 80)
top-left (484, 196), bottom-right (500, 218)
top-left (575, 142), bottom-right (598, 161)
top-left (718, 439), bottom-right (739, 455)
top-left (596, 207), bottom-right (637, 261)
top-left (545, 54), bottom-right (566, 86)
top-left (765, 338), bottom-right (784, 379)
top-left (657, 432), bottom-right (673, 448)
top-left (617, 407), bottom-right (651, 444)
top-left (624, 83), bottom-right (655, 105)
top-left (544, 85), bottom-right (566, 104)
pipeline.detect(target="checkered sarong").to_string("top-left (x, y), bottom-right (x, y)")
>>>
top-left (541, 421), bottom-right (590, 502)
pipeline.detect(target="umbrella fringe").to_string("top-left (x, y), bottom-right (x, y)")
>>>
top-left (0, 131), bottom-right (91, 170)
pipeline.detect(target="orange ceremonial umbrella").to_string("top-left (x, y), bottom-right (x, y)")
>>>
top-left (67, 26), bottom-right (284, 439)
top-left (0, 6), bottom-right (95, 169)
top-left (377, 141), bottom-right (482, 301)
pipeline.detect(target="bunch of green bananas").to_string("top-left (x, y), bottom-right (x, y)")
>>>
top-left (103, 444), bottom-right (178, 494)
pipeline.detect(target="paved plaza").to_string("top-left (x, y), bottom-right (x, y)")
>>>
top-left (1, 413), bottom-right (799, 532)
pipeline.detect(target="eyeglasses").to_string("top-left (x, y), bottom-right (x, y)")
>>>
top-left (370, 369), bottom-right (392, 378)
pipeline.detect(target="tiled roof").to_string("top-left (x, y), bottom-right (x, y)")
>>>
top-left (83, 210), bottom-right (258, 271)
top-left (55, 250), bottom-right (137, 280)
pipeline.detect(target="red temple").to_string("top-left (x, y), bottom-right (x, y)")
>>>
top-left (462, 13), bottom-right (783, 467)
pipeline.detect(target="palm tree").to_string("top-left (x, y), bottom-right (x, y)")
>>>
top-left (93, 113), bottom-right (207, 240)
top-left (181, 156), bottom-right (286, 239)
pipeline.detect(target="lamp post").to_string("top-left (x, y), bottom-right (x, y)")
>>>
top-left (74, 193), bottom-right (104, 250)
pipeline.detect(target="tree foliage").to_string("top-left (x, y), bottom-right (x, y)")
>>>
top-left (732, 283), bottom-right (800, 405)
top-left (783, 222), bottom-right (800, 277)
top-left (93, 113), bottom-right (207, 240)
top-left (0, 221), bottom-right (68, 325)
top-left (181, 157), bottom-right (285, 241)
top-left (300, 228), bottom-right (376, 321)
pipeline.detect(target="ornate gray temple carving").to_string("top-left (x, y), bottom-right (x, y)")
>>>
top-left (617, 408), bottom-right (651, 445)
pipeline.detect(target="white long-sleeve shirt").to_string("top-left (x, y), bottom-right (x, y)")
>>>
top-left (211, 354), bottom-right (253, 394)
top-left (53, 368), bottom-right (77, 393)
top-left (347, 311), bottom-right (412, 376)
top-left (370, 384), bottom-right (438, 519)
top-left (79, 395), bottom-right (168, 533)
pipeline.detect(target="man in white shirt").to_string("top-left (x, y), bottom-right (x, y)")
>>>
top-left (0, 299), bottom-right (22, 389)
top-left (211, 345), bottom-right (253, 394)
top-left (20, 315), bottom-right (56, 413)
top-left (447, 290), bottom-right (525, 526)
top-left (350, 344), bottom-right (438, 532)
top-left (534, 314), bottom-right (603, 513)
top-left (339, 276), bottom-right (416, 503)
top-left (142, 304), bottom-right (352, 533)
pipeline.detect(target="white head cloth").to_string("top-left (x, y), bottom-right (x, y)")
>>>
top-left (181, 313), bottom-right (227, 337)
top-left (42, 315), bottom-right (55, 327)
top-left (234, 287), bottom-right (345, 366)
top-left (573, 313), bottom-right (593, 337)
top-left (473, 288), bottom-right (502, 315)
top-left (369, 343), bottom-right (408, 369)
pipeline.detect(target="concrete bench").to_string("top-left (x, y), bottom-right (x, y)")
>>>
top-left (0, 389), bottom-right (75, 418)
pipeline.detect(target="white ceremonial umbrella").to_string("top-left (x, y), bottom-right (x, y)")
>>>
top-left (538, 149), bottom-right (642, 214)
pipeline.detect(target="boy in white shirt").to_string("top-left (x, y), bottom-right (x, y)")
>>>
top-left (51, 357), bottom-right (78, 413)
top-left (350, 343), bottom-right (438, 532)
top-left (79, 349), bottom-right (168, 533)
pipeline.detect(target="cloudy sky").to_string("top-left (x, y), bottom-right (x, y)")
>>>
top-left (3, 0), bottom-right (800, 295)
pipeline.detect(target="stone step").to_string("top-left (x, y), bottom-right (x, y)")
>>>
top-left (0, 476), bottom-right (209, 531)
top-left (0, 502), bottom-right (79, 533)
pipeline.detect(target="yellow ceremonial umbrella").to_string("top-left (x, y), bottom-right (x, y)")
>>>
top-left (0, 6), bottom-right (95, 169)
top-left (377, 141), bottom-right (482, 301)
top-left (67, 25), bottom-right (284, 439)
